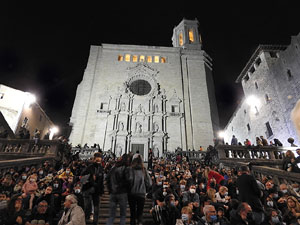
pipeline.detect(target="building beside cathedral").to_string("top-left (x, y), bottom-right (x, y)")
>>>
top-left (69, 19), bottom-right (219, 160)
top-left (223, 33), bottom-right (300, 146)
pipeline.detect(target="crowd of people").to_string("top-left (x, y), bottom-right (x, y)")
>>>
top-left (0, 144), bottom-right (300, 225)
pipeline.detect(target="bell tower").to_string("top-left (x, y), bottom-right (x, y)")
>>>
top-left (172, 18), bottom-right (202, 49)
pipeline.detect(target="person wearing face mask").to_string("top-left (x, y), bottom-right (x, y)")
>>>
top-left (176, 206), bottom-right (198, 225)
top-left (215, 186), bottom-right (230, 205)
top-left (198, 205), bottom-right (220, 225)
top-left (230, 202), bottom-right (255, 225)
top-left (73, 183), bottom-right (84, 210)
top-left (182, 184), bottom-right (200, 208)
top-left (159, 194), bottom-right (180, 225)
top-left (22, 175), bottom-right (38, 196)
top-left (263, 208), bottom-right (284, 225)
top-left (52, 178), bottom-right (63, 215)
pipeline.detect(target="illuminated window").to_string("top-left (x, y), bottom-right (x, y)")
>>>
top-left (161, 57), bottom-right (166, 63)
top-left (139, 55), bottom-right (145, 62)
top-left (154, 56), bottom-right (159, 63)
top-left (132, 55), bottom-right (138, 62)
top-left (189, 29), bottom-right (194, 43)
top-left (118, 55), bottom-right (123, 61)
top-left (147, 56), bottom-right (152, 63)
top-left (179, 32), bottom-right (183, 46)
top-left (125, 54), bottom-right (131, 62)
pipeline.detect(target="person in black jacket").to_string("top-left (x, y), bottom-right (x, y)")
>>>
top-left (128, 155), bottom-right (152, 225)
top-left (236, 166), bottom-right (265, 225)
top-left (81, 152), bottom-right (104, 225)
top-left (105, 154), bottom-right (130, 225)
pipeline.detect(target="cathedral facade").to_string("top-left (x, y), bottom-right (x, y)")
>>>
top-left (69, 19), bottom-right (219, 160)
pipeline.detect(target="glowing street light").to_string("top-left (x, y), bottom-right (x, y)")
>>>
top-left (49, 126), bottom-right (59, 140)
top-left (245, 95), bottom-right (261, 113)
top-left (24, 92), bottom-right (36, 108)
top-left (218, 131), bottom-right (225, 138)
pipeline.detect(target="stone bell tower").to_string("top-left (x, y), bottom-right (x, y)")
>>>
top-left (172, 18), bottom-right (202, 49)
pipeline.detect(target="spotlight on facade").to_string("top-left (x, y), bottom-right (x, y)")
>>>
top-left (218, 131), bottom-right (225, 138)
top-left (24, 93), bottom-right (36, 108)
top-left (49, 126), bottom-right (59, 140)
top-left (245, 95), bottom-right (261, 113)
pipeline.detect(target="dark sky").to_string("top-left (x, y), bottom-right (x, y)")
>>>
top-left (1, 1), bottom-right (299, 135)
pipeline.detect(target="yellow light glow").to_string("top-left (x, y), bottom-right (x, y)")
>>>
top-left (189, 29), bottom-right (194, 42)
top-left (139, 55), bottom-right (145, 62)
top-left (49, 126), bottom-right (59, 140)
top-left (125, 54), bottom-right (130, 62)
top-left (154, 56), bottom-right (159, 63)
top-left (118, 55), bottom-right (123, 61)
top-left (179, 32), bottom-right (183, 46)
top-left (147, 56), bottom-right (152, 63)
top-left (132, 55), bottom-right (138, 62)
top-left (161, 57), bottom-right (166, 63)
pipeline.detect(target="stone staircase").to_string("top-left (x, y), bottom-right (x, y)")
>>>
top-left (98, 187), bottom-right (154, 225)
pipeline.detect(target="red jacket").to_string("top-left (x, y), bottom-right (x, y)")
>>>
top-left (207, 170), bottom-right (224, 190)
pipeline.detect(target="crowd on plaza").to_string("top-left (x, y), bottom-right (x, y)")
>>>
top-left (0, 140), bottom-right (300, 225)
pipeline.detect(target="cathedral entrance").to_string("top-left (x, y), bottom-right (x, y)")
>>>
top-left (131, 144), bottom-right (144, 159)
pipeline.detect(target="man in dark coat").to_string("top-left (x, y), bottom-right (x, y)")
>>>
top-left (81, 152), bottom-right (104, 225)
top-left (236, 166), bottom-right (265, 225)
top-left (105, 154), bottom-right (129, 225)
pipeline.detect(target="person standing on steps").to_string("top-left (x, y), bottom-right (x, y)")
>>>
top-left (81, 152), bottom-right (104, 225)
top-left (105, 154), bottom-right (130, 225)
top-left (128, 155), bottom-right (152, 225)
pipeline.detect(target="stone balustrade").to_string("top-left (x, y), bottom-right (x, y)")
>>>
top-left (216, 145), bottom-right (299, 165)
top-left (0, 138), bottom-right (62, 175)
top-left (217, 144), bottom-right (300, 184)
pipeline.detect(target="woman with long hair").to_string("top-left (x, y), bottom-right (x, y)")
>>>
top-left (283, 195), bottom-right (300, 224)
top-left (128, 155), bottom-right (152, 225)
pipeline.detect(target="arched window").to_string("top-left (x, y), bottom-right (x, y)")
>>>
top-left (188, 29), bottom-right (194, 43)
top-left (179, 32), bottom-right (183, 46)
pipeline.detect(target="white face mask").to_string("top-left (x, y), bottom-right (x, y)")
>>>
top-left (75, 189), bottom-right (81, 194)
top-left (267, 201), bottom-right (274, 207)
top-left (163, 191), bottom-right (167, 196)
top-left (190, 189), bottom-right (196, 194)
top-left (163, 185), bottom-right (168, 188)
top-left (180, 185), bottom-right (185, 190)
top-left (293, 188), bottom-right (299, 192)
top-left (201, 184), bottom-right (205, 189)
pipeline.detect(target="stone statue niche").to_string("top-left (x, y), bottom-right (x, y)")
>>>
top-left (119, 122), bottom-right (124, 131)
top-left (120, 102), bottom-right (126, 111)
top-left (153, 122), bottom-right (159, 132)
top-left (135, 122), bottom-right (142, 133)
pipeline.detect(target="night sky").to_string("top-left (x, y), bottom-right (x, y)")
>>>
top-left (1, 1), bottom-right (299, 136)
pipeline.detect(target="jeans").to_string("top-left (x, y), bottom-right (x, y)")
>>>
top-left (106, 193), bottom-right (128, 225)
top-left (83, 193), bottom-right (100, 225)
top-left (128, 194), bottom-right (145, 225)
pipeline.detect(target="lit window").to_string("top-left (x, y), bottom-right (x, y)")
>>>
top-left (125, 54), bottom-right (131, 62)
top-left (132, 55), bottom-right (138, 62)
top-left (161, 57), bottom-right (166, 63)
top-left (147, 56), bottom-right (152, 63)
top-left (118, 55), bottom-right (123, 61)
top-left (189, 29), bottom-right (194, 43)
top-left (139, 55), bottom-right (145, 62)
top-left (179, 32), bottom-right (183, 46)
top-left (154, 56), bottom-right (159, 63)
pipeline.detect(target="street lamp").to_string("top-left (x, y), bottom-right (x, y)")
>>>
top-left (245, 95), bottom-right (261, 113)
top-left (24, 93), bottom-right (36, 108)
top-left (49, 126), bottom-right (59, 140)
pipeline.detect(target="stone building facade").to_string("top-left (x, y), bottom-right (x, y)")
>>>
top-left (69, 19), bottom-right (219, 160)
top-left (223, 33), bottom-right (300, 146)
top-left (0, 84), bottom-right (55, 139)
